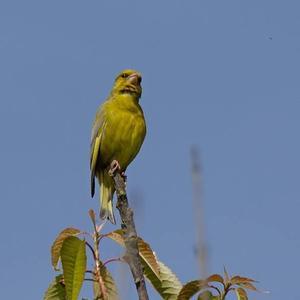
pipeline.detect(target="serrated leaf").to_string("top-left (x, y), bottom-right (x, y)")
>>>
top-left (106, 230), bottom-right (160, 279)
top-left (144, 260), bottom-right (182, 300)
top-left (106, 230), bottom-right (124, 246)
top-left (61, 236), bottom-right (86, 300)
top-left (231, 276), bottom-right (257, 285)
top-left (177, 280), bottom-right (207, 300)
top-left (44, 275), bottom-right (66, 300)
top-left (137, 238), bottom-right (160, 279)
top-left (142, 260), bottom-right (161, 295)
top-left (51, 228), bottom-right (81, 270)
top-left (235, 287), bottom-right (248, 300)
top-left (106, 231), bottom-right (181, 299)
top-left (197, 290), bottom-right (219, 300)
top-left (93, 263), bottom-right (119, 300)
top-left (205, 274), bottom-right (224, 285)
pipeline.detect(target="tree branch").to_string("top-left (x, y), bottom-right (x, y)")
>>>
top-left (109, 164), bottom-right (149, 300)
top-left (93, 222), bottom-right (108, 300)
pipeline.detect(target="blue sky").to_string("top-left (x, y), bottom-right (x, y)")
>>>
top-left (1, 1), bottom-right (300, 299)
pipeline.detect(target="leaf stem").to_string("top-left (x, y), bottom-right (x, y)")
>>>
top-left (103, 257), bottom-right (122, 267)
top-left (84, 278), bottom-right (96, 282)
top-left (208, 284), bottom-right (222, 296)
top-left (220, 284), bottom-right (231, 300)
top-left (85, 241), bottom-right (96, 261)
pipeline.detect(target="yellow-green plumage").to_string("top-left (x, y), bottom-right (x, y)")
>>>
top-left (90, 69), bottom-right (146, 224)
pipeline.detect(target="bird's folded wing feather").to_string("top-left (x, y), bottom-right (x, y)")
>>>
top-left (90, 109), bottom-right (106, 197)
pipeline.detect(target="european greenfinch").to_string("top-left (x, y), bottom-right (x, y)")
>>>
top-left (90, 69), bottom-right (146, 224)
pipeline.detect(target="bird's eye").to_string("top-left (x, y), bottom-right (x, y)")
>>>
top-left (121, 73), bottom-right (128, 78)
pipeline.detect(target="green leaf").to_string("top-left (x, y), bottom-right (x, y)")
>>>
top-left (51, 228), bottom-right (81, 270)
top-left (61, 236), bottom-right (87, 300)
top-left (144, 261), bottom-right (182, 300)
top-left (93, 263), bottom-right (119, 300)
top-left (138, 238), bottom-right (160, 279)
top-left (44, 275), bottom-right (66, 300)
top-left (177, 280), bottom-right (207, 300)
top-left (106, 231), bottom-right (181, 299)
top-left (197, 290), bottom-right (219, 300)
top-left (106, 230), bottom-right (160, 279)
top-left (235, 287), bottom-right (248, 300)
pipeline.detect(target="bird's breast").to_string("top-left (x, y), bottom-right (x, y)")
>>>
top-left (100, 105), bottom-right (146, 170)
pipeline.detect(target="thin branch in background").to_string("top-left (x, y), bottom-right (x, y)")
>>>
top-left (109, 162), bottom-right (149, 300)
top-left (191, 146), bottom-right (208, 278)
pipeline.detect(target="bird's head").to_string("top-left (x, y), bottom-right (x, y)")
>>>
top-left (111, 69), bottom-right (142, 99)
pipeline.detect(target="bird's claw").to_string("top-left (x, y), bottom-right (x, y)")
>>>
top-left (108, 160), bottom-right (121, 176)
top-left (108, 160), bottom-right (127, 184)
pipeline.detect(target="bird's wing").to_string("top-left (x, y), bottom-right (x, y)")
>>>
top-left (90, 108), bottom-right (107, 197)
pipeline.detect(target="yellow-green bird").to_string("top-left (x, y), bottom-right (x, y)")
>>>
top-left (90, 69), bottom-right (146, 224)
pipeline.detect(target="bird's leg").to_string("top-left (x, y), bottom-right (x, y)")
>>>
top-left (121, 171), bottom-right (127, 183)
top-left (108, 160), bottom-right (127, 184)
top-left (108, 159), bottom-right (121, 176)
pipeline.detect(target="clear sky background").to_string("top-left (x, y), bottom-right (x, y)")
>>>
top-left (1, 1), bottom-right (300, 299)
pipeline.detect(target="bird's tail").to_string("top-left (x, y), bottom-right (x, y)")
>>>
top-left (99, 170), bottom-right (116, 224)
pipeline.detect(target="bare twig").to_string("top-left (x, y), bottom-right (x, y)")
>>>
top-left (103, 257), bottom-right (122, 267)
top-left (89, 210), bottom-right (108, 300)
top-left (109, 163), bottom-right (149, 300)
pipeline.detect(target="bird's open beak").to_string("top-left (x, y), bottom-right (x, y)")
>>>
top-left (127, 73), bottom-right (141, 86)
